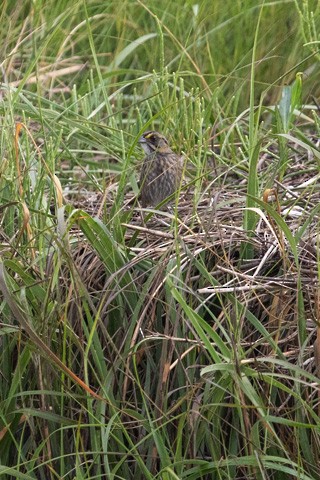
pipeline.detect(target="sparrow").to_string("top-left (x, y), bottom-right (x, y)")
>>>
top-left (138, 131), bottom-right (183, 207)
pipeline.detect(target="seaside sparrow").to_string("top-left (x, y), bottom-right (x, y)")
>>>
top-left (138, 131), bottom-right (183, 207)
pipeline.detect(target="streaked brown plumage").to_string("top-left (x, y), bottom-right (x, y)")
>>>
top-left (138, 131), bottom-right (183, 207)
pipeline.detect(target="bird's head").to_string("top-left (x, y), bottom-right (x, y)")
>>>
top-left (138, 131), bottom-right (172, 155)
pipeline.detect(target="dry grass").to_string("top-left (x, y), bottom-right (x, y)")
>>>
top-left (1, 1), bottom-right (320, 478)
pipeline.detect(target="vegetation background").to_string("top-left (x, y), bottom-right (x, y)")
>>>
top-left (0, 0), bottom-right (319, 479)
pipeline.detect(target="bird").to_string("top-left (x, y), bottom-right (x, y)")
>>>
top-left (138, 131), bottom-right (183, 207)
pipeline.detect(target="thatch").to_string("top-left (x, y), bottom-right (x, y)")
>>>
top-left (69, 133), bottom-right (320, 374)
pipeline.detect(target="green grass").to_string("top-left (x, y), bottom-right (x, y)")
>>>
top-left (0, 0), bottom-right (320, 479)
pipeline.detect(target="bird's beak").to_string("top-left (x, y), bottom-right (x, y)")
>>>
top-left (138, 136), bottom-right (146, 144)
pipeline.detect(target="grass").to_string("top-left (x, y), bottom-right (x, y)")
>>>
top-left (0, 0), bottom-right (320, 479)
